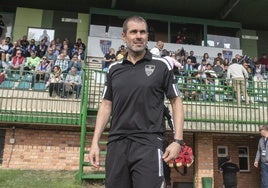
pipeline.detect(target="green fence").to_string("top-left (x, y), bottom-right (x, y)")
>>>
top-left (86, 69), bottom-right (268, 133)
top-left (0, 68), bottom-right (267, 132)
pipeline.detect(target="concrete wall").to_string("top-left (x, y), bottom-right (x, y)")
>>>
top-left (1, 128), bottom-right (261, 187)
top-left (13, 8), bottom-right (43, 40)
top-left (12, 7), bottom-right (89, 43)
top-left (241, 29), bottom-right (258, 58)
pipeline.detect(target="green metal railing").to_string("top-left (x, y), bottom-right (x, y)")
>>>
top-left (0, 70), bottom-right (82, 125)
top-left (85, 69), bottom-right (268, 133)
top-left (1, 68), bottom-right (267, 131)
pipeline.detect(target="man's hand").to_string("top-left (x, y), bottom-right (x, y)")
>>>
top-left (162, 142), bottom-right (181, 163)
top-left (254, 161), bottom-right (259, 168)
top-left (89, 143), bottom-right (100, 168)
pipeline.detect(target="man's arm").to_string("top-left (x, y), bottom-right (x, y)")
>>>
top-left (162, 96), bottom-right (184, 163)
top-left (89, 99), bottom-right (112, 168)
top-left (254, 139), bottom-right (261, 168)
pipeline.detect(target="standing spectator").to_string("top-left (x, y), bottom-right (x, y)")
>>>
top-left (220, 156), bottom-right (240, 188)
top-left (89, 15), bottom-right (184, 188)
top-left (150, 40), bottom-right (164, 57)
top-left (254, 125), bottom-right (268, 188)
top-left (227, 59), bottom-right (249, 105)
top-left (0, 15), bottom-right (5, 38)
top-left (38, 30), bottom-right (50, 42)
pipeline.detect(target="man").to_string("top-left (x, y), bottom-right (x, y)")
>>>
top-left (0, 15), bottom-right (4, 37)
top-left (61, 66), bottom-right (82, 99)
top-left (187, 50), bottom-right (197, 68)
top-left (150, 40), bottom-right (164, 57)
top-left (7, 49), bottom-right (25, 77)
top-left (227, 58), bottom-right (249, 105)
top-left (254, 125), bottom-right (268, 188)
top-left (259, 53), bottom-right (268, 71)
top-left (89, 16), bottom-right (184, 188)
top-left (103, 47), bottom-right (116, 71)
top-left (213, 52), bottom-right (224, 65)
top-left (220, 156), bottom-right (240, 188)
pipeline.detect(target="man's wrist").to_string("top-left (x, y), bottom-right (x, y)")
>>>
top-left (173, 139), bottom-right (184, 146)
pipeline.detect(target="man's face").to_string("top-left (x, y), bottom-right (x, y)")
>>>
top-left (261, 129), bottom-right (268, 137)
top-left (122, 20), bottom-right (148, 53)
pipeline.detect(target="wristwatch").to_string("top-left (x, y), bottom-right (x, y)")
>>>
top-left (173, 139), bottom-right (184, 146)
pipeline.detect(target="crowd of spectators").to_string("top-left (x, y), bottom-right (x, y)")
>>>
top-left (0, 35), bottom-right (86, 99)
top-left (149, 41), bottom-right (268, 103)
top-left (1, 35), bottom-right (268, 102)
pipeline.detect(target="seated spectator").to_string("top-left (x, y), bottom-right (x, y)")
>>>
top-left (61, 67), bottom-right (82, 99)
top-left (26, 39), bottom-right (37, 57)
top-left (68, 54), bottom-right (82, 74)
top-left (150, 41), bottom-right (164, 57)
top-left (54, 52), bottom-right (69, 74)
top-left (116, 45), bottom-right (126, 60)
top-left (213, 53), bottom-right (224, 65)
top-left (103, 47), bottom-right (116, 71)
top-left (70, 43), bottom-right (79, 58)
top-left (76, 38), bottom-right (86, 50)
top-left (20, 35), bottom-right (29, 53)
top-left (202, 70), bottom-right (217, 101)
top-left (0, 39), bottom-right (8, 64)
top-left (183, 58), bottom-right (194, 78)
top-left (253, 61), bottom-right (266, 82)
top-left (7, 49), bottom-right (25, 77)
top-left (183, 71), bottom-right (201, 101)
top-left (0, 70), bottom-right (5, 84)
top-left (61, 44), bottom-right (71, 60)
top-left (258, 53), bottom-right (268, 71)
top-left (77, 46), bottom-right (85, 61)
top-left (24, 50), bottom-right (40, 73)
top-left (45, 47), bottom-right (57, 68)
top-left (187, 50), bottom-right (198, 69)
top-left (198, 59), bottom-right (208, 79)
top-left (213, 60), bottom-right (224, 79)
top-left (37, 39), bottom-right (48, 58)
top-left (31, 56), bottom-right (51, 88)
top-left (47, 65), bottom-right (63, 97)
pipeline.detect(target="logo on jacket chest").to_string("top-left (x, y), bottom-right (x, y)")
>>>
top-left (145, 65), bottom-right (155, 76)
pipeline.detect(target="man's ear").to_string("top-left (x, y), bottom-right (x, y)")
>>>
top-left (121, 32), bottom-right (126, 43)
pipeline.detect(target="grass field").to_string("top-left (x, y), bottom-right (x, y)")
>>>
top-left (0, 169), bottom-right (105, 188)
